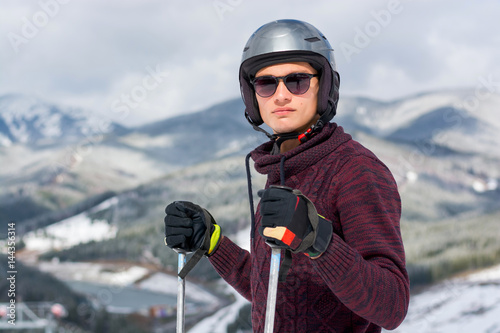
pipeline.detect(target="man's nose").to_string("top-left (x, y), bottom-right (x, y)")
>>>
top-left (274, 80), bottom-right (292, 101)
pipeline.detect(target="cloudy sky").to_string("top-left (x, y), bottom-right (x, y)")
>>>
top-left (1, 0), bottom-right (499, 126)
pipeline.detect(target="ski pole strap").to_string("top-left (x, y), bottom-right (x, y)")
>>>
top-left (288, 189), bottom-right (319, 254)
top-left (278, 249), bottom-right (293, 282)
top-left (178, 248), bottom-right (203, 279)
top-left (177, 210), bottom-right (214, 279)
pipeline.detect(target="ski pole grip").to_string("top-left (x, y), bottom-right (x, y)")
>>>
top-left (265, 239), bottom-right (286, 249)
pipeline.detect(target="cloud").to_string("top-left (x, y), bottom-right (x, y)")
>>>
top-left (1, 0), bottom-right (498, 126)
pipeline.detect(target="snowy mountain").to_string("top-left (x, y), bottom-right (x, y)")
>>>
top-left (335, 89), bottom-right (500, 157)
top-left (0, 95), bottom-right (263, 226)
top-left (2, 88), bottom-right (499, 169)
top-left (1, 89), bottom-right (499, 227)
top-left (125, 98), bottom-right (261, 164)
top-left (126, 88), bottom-right (500, 162)
top-left (0, 94), bottom-right (128, 147)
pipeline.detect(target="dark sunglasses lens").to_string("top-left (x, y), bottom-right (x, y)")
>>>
top-left (253, 76), bottom-right (277, 97)
top-left (285, 74), bottom-right (312, 95)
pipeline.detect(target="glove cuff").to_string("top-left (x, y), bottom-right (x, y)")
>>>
top-left (305, 214), bottom-right (333, 259)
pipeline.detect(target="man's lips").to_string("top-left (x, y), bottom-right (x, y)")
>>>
top-left (273, 108), bottom-right (295, 115)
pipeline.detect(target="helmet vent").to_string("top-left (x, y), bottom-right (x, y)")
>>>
top-left (304, 37), bottom-right (321, 43)
top-left (243, 46), bottom-right (249, 52)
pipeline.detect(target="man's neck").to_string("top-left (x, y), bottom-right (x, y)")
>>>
top-left (280, 138), bottom-right (301, 153)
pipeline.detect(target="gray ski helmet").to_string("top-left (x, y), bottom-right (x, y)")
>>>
top-left (239, 19), bottom-right (340, 128)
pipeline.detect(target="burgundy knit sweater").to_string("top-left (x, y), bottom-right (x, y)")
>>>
top-left (209, 123), bottom-right (409, 332)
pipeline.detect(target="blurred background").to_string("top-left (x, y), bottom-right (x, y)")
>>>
top-left (1, 1), bottom-right (499, 332)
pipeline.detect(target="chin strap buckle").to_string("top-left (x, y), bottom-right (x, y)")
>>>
top-left (298, 128), bottom-right (313, 143)
top-left (298, 119), bottom-right (324, 143)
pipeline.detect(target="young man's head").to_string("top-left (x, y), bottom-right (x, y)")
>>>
top-left (239, 19), bottom-right (340, 140)
top-left (253, 61), bottom-right (320, 135)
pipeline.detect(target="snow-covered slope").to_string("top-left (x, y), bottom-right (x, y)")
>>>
top-left (387, 264), bottom-right (500, 333)
top-left (21, 197), bottom-right (119, 252)
top-left (186, 264), bottom-right (500, 333)
top-left (188, 282), bottom-right (249, 333)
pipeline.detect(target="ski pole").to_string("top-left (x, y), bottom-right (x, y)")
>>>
top-left (176, 250), bottom-right (187, 333)
top-left (264, 245), bottom-right (281, 333)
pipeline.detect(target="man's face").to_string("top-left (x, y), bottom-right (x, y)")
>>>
top-left (254, 62), bottom-right (319, 135)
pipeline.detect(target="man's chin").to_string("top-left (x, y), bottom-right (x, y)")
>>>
top-left (274, 129), bottom-right (298, 135)
top-left (271, 123), bottom-right (300, 135)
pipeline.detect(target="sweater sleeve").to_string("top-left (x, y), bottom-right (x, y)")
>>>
top-left (311, 155), bottom-right (410, 330)
top-left (208, 236), bottom-right (253, 302)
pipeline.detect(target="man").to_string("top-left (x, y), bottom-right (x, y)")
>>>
top-left (164, 19), bottom-right (409, 332)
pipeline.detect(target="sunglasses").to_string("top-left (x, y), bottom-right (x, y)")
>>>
top-left (251, 73), bottom-right (319, 98)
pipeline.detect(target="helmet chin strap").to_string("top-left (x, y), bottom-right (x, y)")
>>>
top-left (273, 117), bottom-right (326, 147)
top-left (247, 104), bottom-right (332, 147)
top-left (271, 97), bottom-right (334, 146)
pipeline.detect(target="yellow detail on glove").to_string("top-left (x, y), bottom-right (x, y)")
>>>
top-left (208, 224), bottom-right (221, 255)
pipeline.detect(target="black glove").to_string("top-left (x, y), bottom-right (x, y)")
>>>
top-left (258, 186), bottom-right (333, 258)
top-left (164, 201), bottom-right (221, 255)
